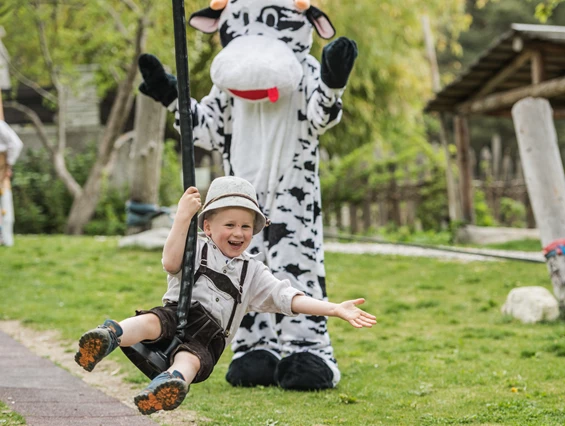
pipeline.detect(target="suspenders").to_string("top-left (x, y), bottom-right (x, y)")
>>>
top-left (194, 244), bottom-right (249, 337)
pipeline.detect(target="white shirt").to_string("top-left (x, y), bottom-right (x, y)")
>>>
top-left (162, 235), bottom-right (303, 345)
top-left (0, 121), bottom-right (23, 166)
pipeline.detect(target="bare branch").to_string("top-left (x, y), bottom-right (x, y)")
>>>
top-left (105, 130), bottom-right (135, 174)
top-left (30, 0), bottom-right (62, 91)
top-left (57, 85), bottom-right (67, 153)
top-left (4, 101), bottom-right (55, 155)
top-left (4, 100), bottom-right (82, 198)
top-left (109, 66), bottom-right (121, 84)
top-left (98, 2), bottom-right (130, 39)
top-left (119, 0), bottom-right (141, 15)
top-left (0, 50), bottom-right (58, 104)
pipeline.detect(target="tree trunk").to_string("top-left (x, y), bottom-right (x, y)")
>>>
top-left (64, 20), bottom-right (146, 234)
top-left (129, 93), bottom-right (167, 204)
top-left (66, 161), bottom-right (105, 235)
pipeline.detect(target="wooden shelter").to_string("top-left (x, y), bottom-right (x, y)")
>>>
top-left (425, 23), bottom-right (565, 223)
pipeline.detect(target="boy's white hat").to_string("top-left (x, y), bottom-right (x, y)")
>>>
top-left (198, 176), bottom-right (267, 235)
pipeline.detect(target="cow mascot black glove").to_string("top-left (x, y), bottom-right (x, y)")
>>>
top-left (139, 0), bottom-right (357, 391)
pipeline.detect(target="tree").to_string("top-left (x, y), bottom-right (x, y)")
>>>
top-left (0, 0), bottom-right (219, 234)
top-left (0, 1), bottom-right (156, 233)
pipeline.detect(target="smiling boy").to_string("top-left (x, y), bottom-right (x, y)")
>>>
top-left (75, 176), bottom-right (376, 415)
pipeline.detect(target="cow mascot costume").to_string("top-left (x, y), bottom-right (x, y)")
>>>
top-left (139, 0), bottom-right (357, 390)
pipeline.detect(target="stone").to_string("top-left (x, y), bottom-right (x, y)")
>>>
top-left (118, 227), bottom-right (170, 250)
top-left (501, 286), bottom-right (559, 324)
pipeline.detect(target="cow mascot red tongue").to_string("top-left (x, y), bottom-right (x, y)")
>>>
top-left (139, 0), bottom-right (357, 391)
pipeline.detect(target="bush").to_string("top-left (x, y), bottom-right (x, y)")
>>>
top-left (473, 188), bottom-right (496, 227)
top-left (416, 168), bottom-right (449, 231)
top-left (12, 149), bottom-right (74, 234)
top-left (13, 140), bottom-right (182, 235)
top-left (499, 197), bottom-right (526, 228)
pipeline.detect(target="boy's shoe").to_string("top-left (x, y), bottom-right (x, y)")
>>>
top-left (74, 319), bottom-right (122, 372)
top-left (134, 370), bottom-right (189, 415)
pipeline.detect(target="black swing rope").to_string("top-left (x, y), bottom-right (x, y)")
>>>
top-left (120, 0), bottom-right (197, 379)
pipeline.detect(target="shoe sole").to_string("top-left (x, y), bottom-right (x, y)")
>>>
top-left (74, 330), bottom-right (110, 372)
top-left (134, 380), bottom-right (188, 415)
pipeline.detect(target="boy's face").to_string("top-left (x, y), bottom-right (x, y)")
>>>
top-left (203, 207), bottom-right (255, 258)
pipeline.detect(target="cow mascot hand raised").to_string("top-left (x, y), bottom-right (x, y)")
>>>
top-left (139, 0), bottom-right (357, 390)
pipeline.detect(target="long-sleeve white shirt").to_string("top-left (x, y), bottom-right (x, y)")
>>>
top-left (0, 121), bottom-right (23, 166)
top-left (162, 235), bottom-right (304, 345)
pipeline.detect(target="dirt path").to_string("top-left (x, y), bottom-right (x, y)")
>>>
top-left (0, 320), bottom-right (197, 425)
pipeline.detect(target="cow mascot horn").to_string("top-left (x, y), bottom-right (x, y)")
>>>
top-left (138, 0), bottom-right (358, 391)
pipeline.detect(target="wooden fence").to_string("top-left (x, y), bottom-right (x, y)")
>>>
top-left (324, 142), bottom-right (535, 233)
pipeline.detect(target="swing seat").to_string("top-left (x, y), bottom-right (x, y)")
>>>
top-left (121, 340), bottom-right (171, 379)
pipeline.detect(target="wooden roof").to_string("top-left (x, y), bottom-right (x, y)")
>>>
top-left (425, 24), bottom-right (565, 116)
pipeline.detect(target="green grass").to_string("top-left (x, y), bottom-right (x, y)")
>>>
top-left (2, 235), bottom-right (565, 425)
top-left (0, 401), bottom-right (25, 425)
top-left (480, 239), bottom-right (542, 252)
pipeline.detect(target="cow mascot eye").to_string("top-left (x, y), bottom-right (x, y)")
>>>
top-left (259, 7), bottom-right (279, 28)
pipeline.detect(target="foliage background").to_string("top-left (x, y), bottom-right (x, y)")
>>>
top-left (4, 0), bottom-right (565, 233)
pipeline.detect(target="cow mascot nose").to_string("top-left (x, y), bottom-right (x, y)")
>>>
top-left (138, 0), bottom-right (358, 391)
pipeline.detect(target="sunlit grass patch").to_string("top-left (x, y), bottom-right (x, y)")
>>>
top-left (2, 235), bottom-right (565, 425)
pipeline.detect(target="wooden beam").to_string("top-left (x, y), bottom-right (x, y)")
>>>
top-left (471, 50), bottom-right (532, 101)
top-left (458, 75), bottom-right (565, 115)
top-left (454, 115), bottom-right (474, 224)
top-left (531, 50), bottom-right (545, 84)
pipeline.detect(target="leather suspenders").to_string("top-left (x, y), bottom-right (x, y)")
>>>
top-left (194, 244), bottom-right (249, 337)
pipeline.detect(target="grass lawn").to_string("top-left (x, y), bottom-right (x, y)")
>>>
top-left (0, 400), bottom-right (25, 425)
top-left (2, 235), bottom-right (565, 425)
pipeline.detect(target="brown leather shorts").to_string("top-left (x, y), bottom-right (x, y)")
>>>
top-left (136, 301), bottom-right (225, 383)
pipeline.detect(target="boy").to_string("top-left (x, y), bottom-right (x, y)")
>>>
top-left (75, 176), bottom-right (376, 415)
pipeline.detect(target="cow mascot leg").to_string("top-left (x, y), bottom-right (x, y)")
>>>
top-left (139, 0), bottom-right (357, 390)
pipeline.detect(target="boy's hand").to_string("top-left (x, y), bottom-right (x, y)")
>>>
top-left (176, 186), bottom-right (201, 222)
top-left (335, 298), bottom-right (377, 328)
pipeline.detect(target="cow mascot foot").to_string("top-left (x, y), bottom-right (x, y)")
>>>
top-left (275, 352), bottom-right (334, 390)
top-left (226, 350), bottom-right (279, 387)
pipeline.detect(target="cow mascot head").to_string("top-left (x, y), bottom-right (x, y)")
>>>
top-left (139, 0), bottom-right (357, 107)
top-left (137, 0), bottom-right (358, 392)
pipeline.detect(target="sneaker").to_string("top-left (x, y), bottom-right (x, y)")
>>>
top-left (134, 370), bottom-right (189, 415)
top-left (74, 319), bottom-right (122, 372)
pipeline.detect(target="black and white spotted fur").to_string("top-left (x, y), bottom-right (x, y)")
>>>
top-left (171, 0), bottom-right (348, 387)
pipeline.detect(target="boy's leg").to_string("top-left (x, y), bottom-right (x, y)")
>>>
top-left (134, 351), bottom-right (198, 415)
top-left (75, 313), bottom-right (161, 372)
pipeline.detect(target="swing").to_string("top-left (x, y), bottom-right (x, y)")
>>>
top-left (120, 0), bottom-right (197, 379)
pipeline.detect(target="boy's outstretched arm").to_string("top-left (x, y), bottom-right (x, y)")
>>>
top-left (291, 296), bottom-right (377, 329)
top-left (162, 187), bottom-right (201, 274)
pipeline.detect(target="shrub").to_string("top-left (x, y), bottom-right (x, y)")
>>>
top-left (499, 197), bottom-right (526, 228)
top-left (474, 188), bottom-right (496, 227)
top-left (13, 140), bottom-right (182, 235)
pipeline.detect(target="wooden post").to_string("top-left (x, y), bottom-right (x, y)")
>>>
top-left (421, 15), bottom-right (459, 223)
top-left (130, 93), bottom-right (167, 204)
top-left (126, 93), bottom-right (167, 234)
top-left (454, 115), bottom-right (474, 223)
top-left (492, 134), bottom-right (502, 181)
top-left (512, 97), bottom-right (565, 311)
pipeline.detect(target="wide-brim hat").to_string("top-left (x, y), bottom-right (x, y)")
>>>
top-left (198, 176), bottom-right (266, 235)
